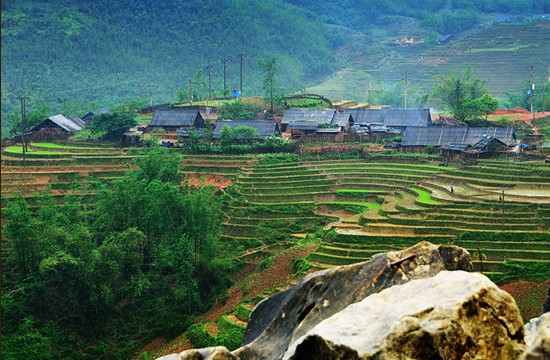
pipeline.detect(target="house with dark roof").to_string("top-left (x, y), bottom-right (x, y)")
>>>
top-left (212, 120), bottom-right (281, 143)
top-left (345, 108), bottom-right (431, 133)
top-left (401, 126), bottom-right (515, 155)
top-left (281, 109), bottom-right (352, 138)
top-left (148, 108), bottom-right (206, 134)
top-left (29, 114), bottom-right (85, 140)
top-left (81, 109), bottom-right (110, 124)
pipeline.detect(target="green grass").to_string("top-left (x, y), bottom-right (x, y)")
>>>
top-left (31, 142), bottom-right (101, 150)
top-left (410, 188), bottom-right (442, 205)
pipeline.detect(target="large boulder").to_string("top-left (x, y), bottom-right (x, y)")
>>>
top-left (234, 242), bottom-right (472, 360)
top-left (522, 312), bottom-right (550, 360)
top-left (157, 346), bottom-right (237, 360)
top-left (283, 270), bottom-right (525, 359)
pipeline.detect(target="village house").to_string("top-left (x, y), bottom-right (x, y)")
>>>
top-left (81, 109), bottom-right (110, 124)
top-left (345, 108), bottom-right (432, 134)
top-left (148, 108), bottom-right (207, 142)
top-left (29, 114), bottom-right (85, 140)
top-left (281, 109), bottom-right (352, 139)
top-left (212, 120), bottom-right (281, 144)
top-left (401, 126), bottom-right (516, 158)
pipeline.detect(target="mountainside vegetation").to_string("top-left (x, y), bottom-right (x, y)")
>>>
top-left (2, 0), bottom-right (549, 136)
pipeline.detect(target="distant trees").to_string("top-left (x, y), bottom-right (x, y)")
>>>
top-left (218, 100), bottom-right (263, 120)
top-left (88, 112), bottom-right (137, 140)
top-left (432, 65), bottom-right (498, 123)
top-left (220, 125), bottom-right (259, 148)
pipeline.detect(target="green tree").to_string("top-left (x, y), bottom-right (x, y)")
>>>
top-left (219, 125), bottom-right (235, 149)
top-left (218, 100), bottom-right (262, 120)
top-left (259, 57), bottom-right (284, 114)
top-left (9, 103), bottom-right (52, 136)
top-left (88, 112), bottom-right (138, 140)
top-left (432, 65), bottom-right (498, 122)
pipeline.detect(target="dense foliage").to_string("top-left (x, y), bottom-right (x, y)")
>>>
top-left (1, 147), bottom-right (234, 359)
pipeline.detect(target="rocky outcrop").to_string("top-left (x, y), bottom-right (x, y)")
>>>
top-left (157, 242), bottom-right (533, 360)
top-left (157, 346), bottom-right (236, 360)
top-left (235, 241), bottom-right (472, 360)
top-left (522, 313), bottom-right (550, 360)
top-left (283, 270), bottom-right (525, 359)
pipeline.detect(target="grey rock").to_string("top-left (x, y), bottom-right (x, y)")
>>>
top-left (234, 242), bottom-right (472, 360)
top-left (284, 271), bottom-right (525, 360)
top-left (522, 312), bottom-right (550, 360)
top-left (157, 346), bottom-right (238, 360)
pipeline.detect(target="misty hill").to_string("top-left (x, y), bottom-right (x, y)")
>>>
top-left (2, 0), bottom-right (549, 135)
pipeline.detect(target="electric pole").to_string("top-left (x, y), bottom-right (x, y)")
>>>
top-left (529, 65), bottom-right (535, 124)
top-left (18, 95), bottom-right (27, 165)
top-left (404, 71), bottom-right (408, 109)
top-left (206, 64), bottom-right (212, 100)
top-left (222, 59), bottom-right (228, 97)
top-left (146, 84), bottom-right (157, 113)
top-left (189, 78), bottom-right (193, 105)
top-left (239, 53), bottom-right (244, 95)
top-left (368, 81), bottom-right (372, 109)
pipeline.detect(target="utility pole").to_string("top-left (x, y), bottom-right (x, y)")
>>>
top-left (146, 84), bottom-right (157, 113)
top-left (239, 53), bottom-right (244, 95)
top-left (368, 81), bottom-right (372, 109)
top-left (404, 71), bottom-right (408, 109)
top-left (222, 59), bottom-right (228, 97)
top-left (189, 78), bottom-right (193, 105)
top-left (206, 64), bottom-right (212, 100)
top-left (18, 95), bottom-right (27, 165)
top-left (529, 65), bottom-right (535, 124)
top-left (134, 84), bottom-right (145, 98)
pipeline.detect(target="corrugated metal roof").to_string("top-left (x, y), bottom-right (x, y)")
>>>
top-left (212, 120), bottom-right (280, 140)
top-left (316, 128), bottom-right (342, 133)
top-left (282, 109), bottom-right (335, 125)
top-left (331, 113), bottom-right (352, 127)
top-left (150, 108), bottom-right (200, 127)
top-left (66, 114), bottom-right (85, 128)
top-left (289, 123), bottom-right (319, 131)
top-left (43, 114), bottom-right (85, 132)
top-left (402, 127), bottom-right (516, 147)
top-left (345, 108), bottom-right (431, 127)
top-left (443, 143), bottom-right (470, 151)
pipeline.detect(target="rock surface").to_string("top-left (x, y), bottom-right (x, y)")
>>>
top-left (234, 241), bottom-right (472, 360)
top-left (283, 270), bottom-right (525, 359)
top-left (522, 312), bottom-right (550, 360)
top-left (157, 346), bottom-right (236, 360)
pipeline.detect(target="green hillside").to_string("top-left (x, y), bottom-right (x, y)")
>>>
top-left (2, 0), bottom-right (550, 135)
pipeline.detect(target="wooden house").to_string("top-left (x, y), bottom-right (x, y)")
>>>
top-left (29, 114), bottom-right (85, 140)
top-left (212, 120), bottom-right (281, 144)
top-left (401, 126), bottom-right (516, 156)
top-left (148, 108), bottom-right (206, 134)
top-left (81, 109), bottom-right (110, 124)
top-left (346, 108), bottom-right (431, 134)
top-left (281, 109), bottom-right (352, 138)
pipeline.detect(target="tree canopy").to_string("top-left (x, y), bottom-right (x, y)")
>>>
top-left (432, 66), bottom-right (498, 122)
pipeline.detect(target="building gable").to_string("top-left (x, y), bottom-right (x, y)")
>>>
top-left (149, 108), bottom-right (204, 128)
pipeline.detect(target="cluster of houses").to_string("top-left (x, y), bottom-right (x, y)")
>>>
top-left (20, 105), bottom-right (518, 157)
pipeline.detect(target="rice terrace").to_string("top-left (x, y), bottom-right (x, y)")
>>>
top-left (2, 137), bottom-right (549, 358)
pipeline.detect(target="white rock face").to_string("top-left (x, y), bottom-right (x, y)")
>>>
top-left (522, 312), bottom-right (550, 360)
top-left (283, 271), bottom-right (525, 360)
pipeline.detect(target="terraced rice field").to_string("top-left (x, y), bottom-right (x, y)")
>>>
top-left (3, 142), bottom-right (549, 356)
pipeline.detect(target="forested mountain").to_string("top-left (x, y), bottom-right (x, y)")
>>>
top-left (2, 0), bottom-right (549, 136)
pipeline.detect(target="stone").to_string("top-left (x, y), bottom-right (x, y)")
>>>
top-left (283, 271), bottom-right (525, 360)
top-left (157, 347), bottom-right (237, 360)
top-left (234, 242), bottom-right (472, 360)
top-left (522, 312), bottom-right (550, 360)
